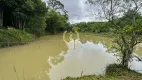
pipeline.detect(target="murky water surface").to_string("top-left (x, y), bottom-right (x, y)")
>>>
top-left (0, 33), bottom-right (142, 80)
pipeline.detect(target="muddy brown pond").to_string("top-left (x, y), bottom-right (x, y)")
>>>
top-left (0, 34), bottom-right (142, 80)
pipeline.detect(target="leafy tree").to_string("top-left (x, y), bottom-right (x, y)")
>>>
top-left (46, 0), bottom-right (67, 14)
top-left (87, 0), bottom-right (142, 67)
top-left (45, 0), bottom-right (68, 34)
top-left (25, 0), bottom-right (47, 36)
top-left (0, 0), bottom-right (47, 36)
top-left (12, 0), bottom-right (35, 29)
top-left (46, 10), bottom-right (67, 34)
top-left (46, 0), bottom-right (68, 20)
top-left (0, 0), bottom-right (35, 29)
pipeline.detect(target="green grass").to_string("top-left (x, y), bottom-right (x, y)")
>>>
top-left (0, 29), bottom-right (35, 47)
top-left (63, 64), bottom-right (142, 80)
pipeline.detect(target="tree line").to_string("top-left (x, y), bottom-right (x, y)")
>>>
top-left (72, 11), bottom-right (142, 34)
top-left (0, 0), bottom-right (68, 36)
top-left (72, 22), bottom-right (111, 33)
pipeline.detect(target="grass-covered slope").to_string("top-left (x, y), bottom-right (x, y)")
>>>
top-left (64, 64), bottom-right (142, 80)
top-left (0, 29), bottom-right (34, 47)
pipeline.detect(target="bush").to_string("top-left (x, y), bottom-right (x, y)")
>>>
top-left (0, 29), bottom-right (34, 47)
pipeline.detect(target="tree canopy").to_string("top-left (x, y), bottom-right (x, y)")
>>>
top-left (0, 0), bottom-right (69, 36)
top-left (0, 0), bottom-right (47, 36)
top-left (87, 0), bottom-right (142, 67)
top-left (45, 0), bottom-right (68, 34)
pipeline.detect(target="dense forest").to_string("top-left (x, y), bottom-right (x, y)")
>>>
top-left (0, 0), bottom-right (69, 35)
top-left (1, 0), bottom-right (142, 49)
top-left (0, 0), bottom-right (69, 47)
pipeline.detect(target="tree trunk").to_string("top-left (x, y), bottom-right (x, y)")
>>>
top-left (122, 52), bottom-right (128, 67)
top-left (0, 8), bottom-right (3, 27)
top-left (22, 21), bottom-right (26, 30)
top-left (122, 48), bottom-right (132, 67)
top-left (18, 20), bottom-right (21, 29)
top-left (16, 17), bottom-right (18, 28)
top-left (18, 18), bottom-right (22, 29)
top-left (110, 0), bottom-right (113, 21)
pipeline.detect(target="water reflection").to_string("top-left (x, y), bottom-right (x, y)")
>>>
top-left (48, 40), bottom-right (119, 80)
top-left (48, 39), bottom-right (142, 80)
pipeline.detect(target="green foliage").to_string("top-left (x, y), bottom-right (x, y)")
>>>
top-left (1, 0), bottom-right (47, 36)
top-left (45, 0), bottom-right (68, 34)
top-left (135, 19), bottom-right (142, 34)
top-left (46, 0), bottom-right (68, 16)
top-left (72, 26), bottom-right (80, 32)
top-left (0, 29), bottom-right (34, 47)
top-left (73, 22), bottom-right (110, 33)
top-left (46, 10), bottom-right (67, 34)
top-left (25, 14), bottom-right (46, 37)
top-left (1, 0), bottom-right (69, 36)
top-left (111, 10), bottom-right (142, 66)
top-left (0, 0), bottom-right (69, 48)
top-left (87, 0), bottom-right (142, 67)
top-left (24, 0), bottom-right (47, 36)
top-left (116, 10), bottom-right (142, 28)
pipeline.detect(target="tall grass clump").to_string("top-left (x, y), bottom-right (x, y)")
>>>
top-left (0, 29), bottom-right (34, 47)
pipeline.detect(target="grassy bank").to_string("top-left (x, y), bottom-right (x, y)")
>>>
top-left (0, 29), bottom-right (34, 47)
top-left (64, 64), bottom-right (142, 80)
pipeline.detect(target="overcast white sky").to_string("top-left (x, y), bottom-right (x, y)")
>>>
top-left (43, 0), bottom-right (106, 23)
top-left (43, 0), bottom-right (142, 23)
